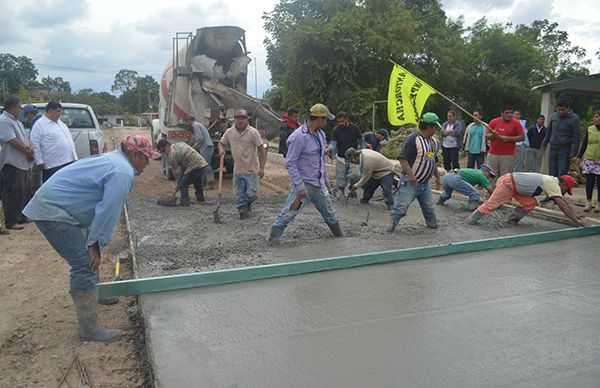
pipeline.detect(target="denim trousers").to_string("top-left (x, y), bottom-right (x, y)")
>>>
top-left (200, 145), bottom-right (214, 175)
top-left (179, 167), bottom-right (206, 199)
top-left (335, 157), bottom-right (360, 189)
top-left (362, 173), bottom-right (394, 207)
top-left (390, 175), bottom-right (436, 223)
top-left (272, 183), bottom-right (339, 229)
top-left (466, 152), bottom-right (485, 169)
top-left (548, 148), bottom-right (571, 177)
top-left (233, 172), bottom-right (259, 210)
top-left (440, 172), bottom-right (480, 202)
top-left (35, 220), bottom-right (97, 291)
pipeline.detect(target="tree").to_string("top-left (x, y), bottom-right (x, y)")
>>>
top-left (41, 76), bottom-right (72, 93)
top-left (0, 54), bottom-right (38, 94)
top-left (118, 74), bottom-right (159, 113)
top-left (111, 69), bottom-right (139, 93)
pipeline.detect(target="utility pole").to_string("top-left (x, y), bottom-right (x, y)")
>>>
top-left (253, 56), bottom-right (258, 99)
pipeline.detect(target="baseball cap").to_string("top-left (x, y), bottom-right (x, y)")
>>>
top-left (480, 164), bottom-right (496, 178)
top-left (560, 174), bottom-right (575, 195)
top-left (234, 109), bottom-right (248, 118)
top-left (122, 135), bottom-right (160, 160)
top-left (309, 103), bottom-right (335, 120)
top-left (377, 128), bottom-right (389, 140)
top-left (421, 112), bottom-right (442, 128)
top-left (345, 147), bottom-right (358, 161)
top-left (23, 104), bottom-right (38, 114)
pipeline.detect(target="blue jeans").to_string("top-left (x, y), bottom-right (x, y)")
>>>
top-left (362, 173), bottom-right (395, 208)
top-left (233, 172), bottom-right (259, 210)
top-left (335, 157), bottom-right (360, 189)
top-left (273, 183), bottom-right (339, 229)
top-left (548, 148), bottom-right (571, 177)
top-left (179, 167), bottom-right (207, 200)
top-left (35, 221), bottom-right (97, 291)
top-left (390, 176), bottom-right (436, 223)
top-left (200, 145), bottom-right (214, 175)
top-left (440, 172), bottom-right (480, 202)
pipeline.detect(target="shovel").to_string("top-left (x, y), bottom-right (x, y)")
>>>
top-left (157, 189), bottom-right (178, 207)
top-left (213, 154), bottom-right (225, 223)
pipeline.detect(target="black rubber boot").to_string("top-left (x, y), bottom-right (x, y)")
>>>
top-left (180, 197), bottom-right (191, 207)
top-left (466, 210), bottom-right (484, 225)
top-left (327, 222), bottom-right (344, 237)
top-left (71, 289), bottom-right (121, 343)
top-left (196, 190), bottom-right (205, 203)
top-left (266, 226), bottom-right (285, 246)
top-left (507, 207), bottom-right (528, 224)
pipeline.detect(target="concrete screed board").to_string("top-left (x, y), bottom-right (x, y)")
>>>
top-left (141, 235), bottom-right (600, 387)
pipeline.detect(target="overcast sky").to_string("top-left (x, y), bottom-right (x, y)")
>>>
top-left (1, 0), bottom-right (598, 98)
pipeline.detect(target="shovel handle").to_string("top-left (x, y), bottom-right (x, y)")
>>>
top-left (217, 154), bottom-right (225, 194)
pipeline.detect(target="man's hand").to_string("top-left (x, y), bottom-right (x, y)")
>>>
top-left (541, 145), bottom-right (546, 153)
top-left (88, 244), bottom-right (101, 270)
top-left (218, 148), bottom-right (226, 158)
top-left (408, 176), bottom-right (417, 186)
top-left (297, 189), bottom-right (308, 198)
top-left (259, 168), bottom-right (265, 179)
top-left (36, 164), bottom-right (44, 171)
top-left (499, 135), bottom-right (508, 143)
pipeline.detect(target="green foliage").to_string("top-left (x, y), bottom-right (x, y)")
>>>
top-left (111, 69), bottom-right (139, 93)
top-left (41, 76), bottom-right (72, 93)
top-left (0, 54), bottom-right (38, 95)
top-left (118, 75), bottom-right (159, 113)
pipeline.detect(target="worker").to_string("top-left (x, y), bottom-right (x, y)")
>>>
top-left (466, 173), bottom-right (588, 226)
top-left (345, 147), bottom-right (395, 210)
top-left (437, 165), bottom-right (496, 210)
top-left (184, 114), bottom-right (215, 189)
top-left (218, 109), bottom-right (266, 219)
top-left (387, 112), bottom-right (442, 233)
top-left (156, 139), bottom-right (209, 206)
top-left (267, 103), bottom-right (343, 246)
top-left (327, 111), bottom-right (365, 198)
top-left (22, 135), bottom-right (157, 343)
top-left (363, 128), bottom-right (389, 152)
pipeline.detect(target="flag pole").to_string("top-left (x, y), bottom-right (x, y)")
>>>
top-left (388, 59), bottom-right (497, 134)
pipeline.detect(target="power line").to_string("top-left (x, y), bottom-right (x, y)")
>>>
top-left (34, 63), bottom-right (162, 75)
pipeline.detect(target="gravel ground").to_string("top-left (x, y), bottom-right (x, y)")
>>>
top-left (127, 193), bottom-right (565, 278)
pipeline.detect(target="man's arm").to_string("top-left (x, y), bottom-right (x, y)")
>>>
top-left (7, 138), bottom-right (34, 159)
top-left (29, 126), bottom-right (44, 168)
top-left (571, 117), bottom-right (581, 157)
top-left (554, 197), bottom-right (584, 226)
top-left (284, 134), bottom-right (306, 196)
top-left (258, 144), bottom-right (266, 178)
top-left (399, 159), bottom-right (417, 186)
top-left (541, 121), bottom-right (552, 151)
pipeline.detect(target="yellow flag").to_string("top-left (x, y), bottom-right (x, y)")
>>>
top-left (387, 64), bottom-right (436, 126)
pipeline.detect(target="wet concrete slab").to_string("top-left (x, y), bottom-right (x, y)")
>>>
top-left (141, 235), bottom-right (600, 387)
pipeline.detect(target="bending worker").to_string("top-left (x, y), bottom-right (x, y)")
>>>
top-left (467, 172), bottom-right (587, 226)
top-left (23, 135), bottom-right (156, 343)
top-left (157, 139), bottom-right (209, 206)
top-left (345, 147), bottom-right (395, 210)
top-left (437, 164), bottom-right (496, 210)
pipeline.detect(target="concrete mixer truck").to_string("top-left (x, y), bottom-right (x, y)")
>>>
top-left (153, 26), bottom-right (280, 177)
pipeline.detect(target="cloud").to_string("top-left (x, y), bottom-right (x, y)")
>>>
top-left (20, 0), bottom-right (90, 28)
top-left (507, 0), bottom-right (551, 26)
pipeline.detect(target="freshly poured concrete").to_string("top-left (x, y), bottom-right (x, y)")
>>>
top-left (141, 235), bottom-right (600, 387)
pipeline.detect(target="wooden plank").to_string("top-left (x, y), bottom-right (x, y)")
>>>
top-left (98, 225), bottom-right (600, 298)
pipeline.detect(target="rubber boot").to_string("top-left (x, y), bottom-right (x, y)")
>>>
top-left (425, 218), bottom-right (438, 229)
top-left (466, 210), bottom-right (484, 225)
top-left (195, 190), bottom-right (205, 203)
top-left (247, 196), bottom-right (257, 213)
top-left (266, 226), bottom-right (285, 246)
top-left (239, 208), bottom-right (249, 219)
top-left (467, 200), bottom-right (479, 211)
top-left (436, 196), bottom-right (446, 206)
top-left (327, 222), bottom-right (344, 237)
top-left (180, 197), bottom-right (190, 207)
top-left (595, 203), bottom-right (600, 213)
top-left (386, 218), bottom-right (399, 233)
top-left (71, 289), bottom-right (121, 343)
top-left (507, 207), bottom-right (528, 225)
top-left (97, 273), bottom-right (118, 305)
top-left (583, 202), bottom-right (593, 212)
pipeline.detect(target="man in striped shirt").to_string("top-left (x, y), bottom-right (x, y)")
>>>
top-left (387, 112), bottom-right (442, 233)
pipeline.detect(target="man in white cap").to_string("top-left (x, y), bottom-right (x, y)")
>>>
top-left (23, 134), bottom-right (157, 343)
top-left (218, 109), bottom-right (266, 219)
top-left (267, 103), bottom-right (344, 246)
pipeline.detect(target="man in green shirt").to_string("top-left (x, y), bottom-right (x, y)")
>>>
top-left (437, 164), bottom-right (496, 210)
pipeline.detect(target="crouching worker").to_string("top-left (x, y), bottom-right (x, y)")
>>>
top-left (267, 103), bottom-right (343, 246)
top-left (437, 164), bottom-right (496, 210)
top-left (345, 147), bottom-right (395, 210)
top-left (467, 173), bottom-right (588, 226)
top-left (23, 135), bottom-right (157, 342)
top-left (157, 139), bottom-right (208, 206)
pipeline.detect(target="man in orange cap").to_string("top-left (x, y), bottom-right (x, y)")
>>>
top-left (23, 134), bottom-right (157, 343)
top-left (467, 172), bottom-right (588, 226)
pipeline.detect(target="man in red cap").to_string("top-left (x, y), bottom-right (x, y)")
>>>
top-left (23, 134), bottom-right (157, 343)
top-left (466, 172), bottom-right (588, 226)
top-left (218, 109), bottom-right (266, 219)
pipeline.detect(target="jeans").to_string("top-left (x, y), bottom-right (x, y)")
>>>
top-left (467, 152), bottom-right (485, 168)
top-left (335, 157), bottom-right (360, 189)
top-left (1, 164), bottom-right (29, 227)
top-left (199, 145), bottom-right (214, 176)
top-left (442, 147), bottom-right (460, 171)
top-left (273, 183), bottom-right (338, 229)
top-left (526, 148), bottom-right (542, 172)
top-left (179, 167), bottom-right (207, 200)
top-left (440, 172), bottom-right (480, 202)
top-left (548, 148), bottom-right (571, 177)
top-left (35, 221), bottom-right (97, 291)
top-left (362, 173), bottom-right (394, 208)
top-left (390, 175), bottom-right (436, 223)
top-left (513, 145), bottom-right (527, 172)
top-left (233, 172), bottom-right (259, 210)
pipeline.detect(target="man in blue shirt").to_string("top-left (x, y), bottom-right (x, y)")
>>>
top-left (23, 135), bottom-right (156, 343)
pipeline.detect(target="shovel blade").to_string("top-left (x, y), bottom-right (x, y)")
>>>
top-left (213, 194), bottom-right (222, 223)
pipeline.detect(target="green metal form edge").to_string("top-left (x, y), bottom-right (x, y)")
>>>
top-left (98, 225), bottom-right (600, 298)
